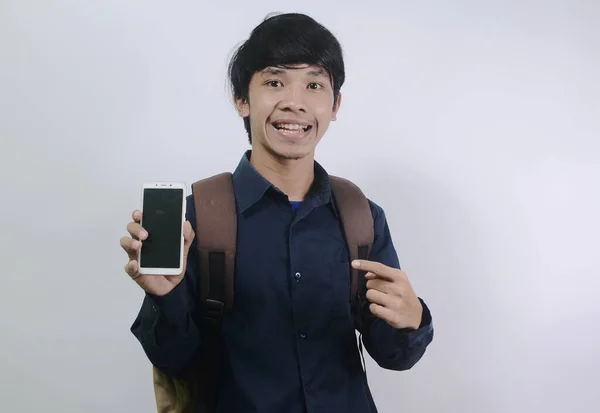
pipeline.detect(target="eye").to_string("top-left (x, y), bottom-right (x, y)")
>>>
top-left (266, 80), bottom-right (282, 87)
top-left (308, 82), bottom-right (322, 90)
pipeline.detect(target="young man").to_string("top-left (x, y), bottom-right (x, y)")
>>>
top-left (121, 12), bottom-right (433, 413)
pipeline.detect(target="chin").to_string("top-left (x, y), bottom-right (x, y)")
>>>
top-left (272, 148), bottom-right (308, 161)
top-left (265, 142), bottom-right (311, 161)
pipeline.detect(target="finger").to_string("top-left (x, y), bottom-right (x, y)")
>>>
top-left (369, 303), bottom-right (398, 325)
top-left (366, 288), bottom-right (395, 308)
top-left (352, 260), bottom-right (396, 281)
top-left (182, 221), bottom-right (195, 254)
top-left (366, 277), bottom-right (397, 294)
top-left (127, 221), bottom-right (148, 241)
top-left (120, 236), bottom-right (142, 260)
top-left (125, 260), bottom-right (140, 279)
top-left (183, 221), bottom-right (194, 244)
top-left (365, 271), bottom-right (379, 280)
top-left (132, 209), bottom-right (142, 223)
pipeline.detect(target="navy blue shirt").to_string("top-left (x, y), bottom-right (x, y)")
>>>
top-left (131, 151), bottom-right (434, 413)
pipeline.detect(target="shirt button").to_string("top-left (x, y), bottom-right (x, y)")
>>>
top-left (294, 272), bottom-right (302, 281)
top-left (300, 332), bottom-right (307, 339)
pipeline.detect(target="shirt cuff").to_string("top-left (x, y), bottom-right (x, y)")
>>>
top-left (146, 280), bottom-right (190, 325)
top-left (417, 297), bottom-right (432, 329)
top-left (395, 298), bottom-right (433, 347)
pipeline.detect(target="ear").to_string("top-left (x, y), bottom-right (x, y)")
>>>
top-left (235, 96), bottom-right (250, 118)
top-left (331, 92), bottom-right (342, 121)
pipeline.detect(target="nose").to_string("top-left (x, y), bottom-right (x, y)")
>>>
top-left (278, 84), bottom-right (307, 113)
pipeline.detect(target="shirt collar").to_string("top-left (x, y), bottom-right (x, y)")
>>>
top-left (232, 150), bottom-right (338, 217)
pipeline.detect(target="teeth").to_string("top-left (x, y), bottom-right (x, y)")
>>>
top-left (275, 123), bottom-right (308, 131)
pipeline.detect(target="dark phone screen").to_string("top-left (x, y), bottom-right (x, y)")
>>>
top-left (139, 188), bottom-right (184, 269)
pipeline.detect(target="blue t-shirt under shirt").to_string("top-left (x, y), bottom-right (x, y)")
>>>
top-left (290, 201), bottom-right (302, 211)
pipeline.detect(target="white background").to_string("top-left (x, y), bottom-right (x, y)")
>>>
top-left (1, 1), bottom-right (599, 412)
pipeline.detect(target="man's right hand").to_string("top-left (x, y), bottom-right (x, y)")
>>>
top-left (120, 209), bottom-right (195, 296)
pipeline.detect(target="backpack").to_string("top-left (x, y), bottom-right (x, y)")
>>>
top-left (151, 172), bottom-right (375, 413)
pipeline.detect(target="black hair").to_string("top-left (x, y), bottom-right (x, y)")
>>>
top-left (228, 12), bottom-right (345, 143)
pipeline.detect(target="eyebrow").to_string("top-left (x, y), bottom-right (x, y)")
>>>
top-left (261, 66), bottom-right (328, 79)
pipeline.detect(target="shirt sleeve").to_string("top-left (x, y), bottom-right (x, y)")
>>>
top-left (129, 194), bottom-right (203, 378)
top-left (357, 200), bottom-right (434, 371)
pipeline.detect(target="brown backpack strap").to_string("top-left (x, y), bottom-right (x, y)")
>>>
top-left (330, 175), bottom-right (376, 403)
top-left (330, 176), bottom-right (374, 308)
top-left (191, 172), bottom-right (237, 316)
top-left (183, 172), bottom-right (238, 413)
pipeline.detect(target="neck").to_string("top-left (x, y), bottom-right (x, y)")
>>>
top-left (250, 146), bottom-right (315, 202)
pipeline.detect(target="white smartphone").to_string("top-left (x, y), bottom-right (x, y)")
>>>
top-left (138, 182), bottom-right (187, 276)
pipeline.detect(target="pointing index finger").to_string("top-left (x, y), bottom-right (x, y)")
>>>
top-left (352, 260), bottom-right (396, 281)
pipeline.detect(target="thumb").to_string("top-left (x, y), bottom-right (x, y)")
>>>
top-left (183, 221), bottom-right (194, 252)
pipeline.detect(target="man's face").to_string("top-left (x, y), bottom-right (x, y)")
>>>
top-left (236, 64), bottom-right (341, 161)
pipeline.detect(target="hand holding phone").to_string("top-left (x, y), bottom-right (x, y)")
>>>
top-left (120, 182), bottom-right (195, 296)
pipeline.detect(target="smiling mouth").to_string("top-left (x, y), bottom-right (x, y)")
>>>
top-left (272, 122), bottom-right (313, 133)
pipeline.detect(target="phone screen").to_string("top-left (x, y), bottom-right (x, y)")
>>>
top-left (140, 188), bottom-right (184, 269)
